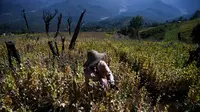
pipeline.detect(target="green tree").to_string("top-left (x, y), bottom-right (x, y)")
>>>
top-left (190, 10), bottom-right (200, 20)
top-left (179, 16), bottom-right (183, 21)
top-left (129, 15), bottom-right (144, 40)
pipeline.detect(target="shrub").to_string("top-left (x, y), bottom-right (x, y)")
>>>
top-left (118, 27), bottom-right (129, 36)
top-left (191, 24), bottom-right (200, 44)
top-left (0, 36), bottom-right (199, 111)
top-left (140, 26), bottom-right (166, 40)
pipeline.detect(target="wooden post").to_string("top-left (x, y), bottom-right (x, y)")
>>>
top-left (5, 41), bottom-right (21, 68)
top-left (69, 9), bottom-right (86, 50)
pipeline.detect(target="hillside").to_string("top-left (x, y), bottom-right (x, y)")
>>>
top-left (47, 0), bottom-right (115, 21)
top-left (121, 0), bottom-right (182, 21)
top-left (140, 18), bottom-right (200, 42)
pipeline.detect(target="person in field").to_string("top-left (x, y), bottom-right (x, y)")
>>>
top-left (83, 50), bottom-right (116, 90)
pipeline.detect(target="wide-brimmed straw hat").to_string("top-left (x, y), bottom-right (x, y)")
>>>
top-left (84, 50), bottom-right (106, 67)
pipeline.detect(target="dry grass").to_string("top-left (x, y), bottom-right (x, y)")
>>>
top-left (0, 32), bottom-right (199, 112)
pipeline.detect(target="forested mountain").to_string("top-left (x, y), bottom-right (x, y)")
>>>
top-left (0, 0), bottom-right (199, 32)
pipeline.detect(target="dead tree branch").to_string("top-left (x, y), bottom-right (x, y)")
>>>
top-left (69, 9), bottom-right (86, 50)
top-left (66, 17), bottom-right (72, 35)
top-left (48, 41), bottom-right (59, 57)
top-left (81, 21), bottom-right (84, 26)
top-left (21, 9), bottom-right (30, 33)
top-left (43, 9), bottom-right (58, 36)
top-left (54, 13), bottom-right (62, 38)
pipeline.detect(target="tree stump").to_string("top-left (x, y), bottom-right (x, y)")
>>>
top-left (5, 41), bottom-right (21, 68)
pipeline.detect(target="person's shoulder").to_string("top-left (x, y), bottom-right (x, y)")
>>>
top-left (98, 60), bottom-right (111, 71)
top-left (99, 60), bottom-right (108, 66)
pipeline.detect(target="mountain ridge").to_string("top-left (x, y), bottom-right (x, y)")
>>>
top-left (0, 0), bottom-right (198, 33)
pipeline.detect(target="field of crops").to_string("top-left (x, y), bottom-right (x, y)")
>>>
top-left (0, 33), bottom-right (200, 111)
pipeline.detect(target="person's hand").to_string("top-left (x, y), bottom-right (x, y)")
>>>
top-left (110, 84), bottom-right (119, 90)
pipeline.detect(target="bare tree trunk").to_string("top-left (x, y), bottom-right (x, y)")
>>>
top-left (61, 36), bottom-right (65, 55)
top-left (55, 13), bottom-right (62, 38)
top-left (48, 41), bottom-right (58, 57)
top-left (67, 17), bottom-right (72, 35)
top-left (45, 23), bottom-right (50, 36)
top-left (54, 41), bottom-right (59, 56)
top-left (136, 30), bottom-right (140, 41)
top-left (5, 41), bottom-right (21, 68)
top-left (21, 9), bottom-right (30, 33)
top-left (69, 9), bottom-right (86, 50)
top-left (43, 9), bottom-right (58, 37)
